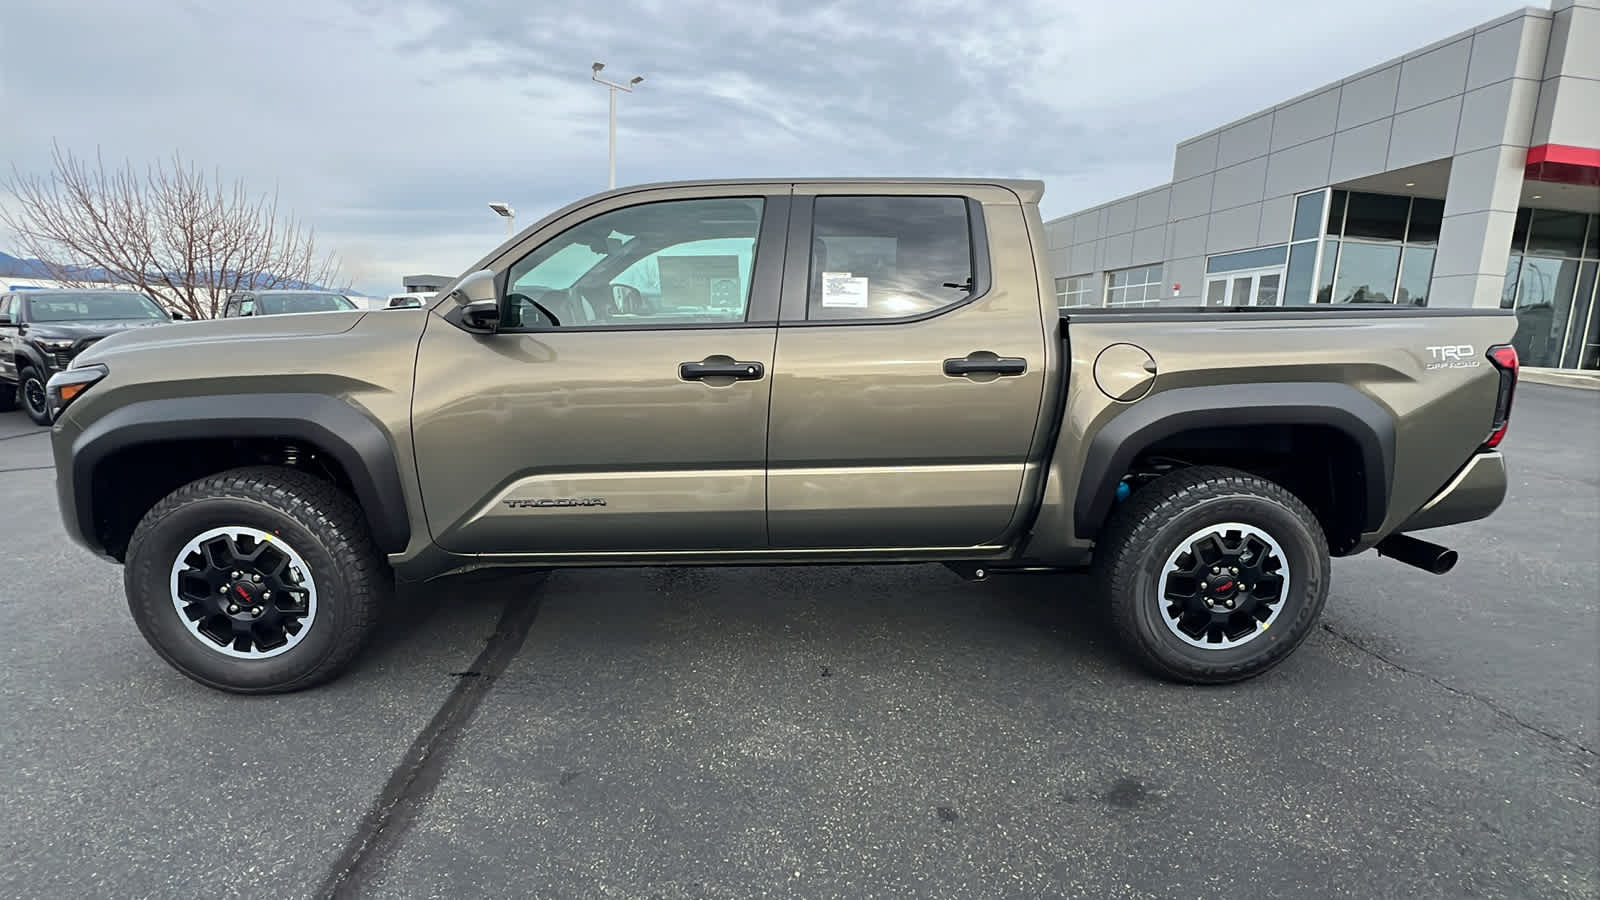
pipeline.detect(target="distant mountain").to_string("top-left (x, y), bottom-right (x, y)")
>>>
top-left (0, 251), bottom-right (340, 291)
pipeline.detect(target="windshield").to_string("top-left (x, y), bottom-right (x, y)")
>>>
top-left (25, 292), bottom-right (167, 322)
top-left (255, 292), bottom-right (356, 314)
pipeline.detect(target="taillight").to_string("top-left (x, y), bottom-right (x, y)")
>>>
top-left (1484, 344), bottom-right (1518, 449)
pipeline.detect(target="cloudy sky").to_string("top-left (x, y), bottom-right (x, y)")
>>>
top-left (3, 0), bottom-right (1525, 295)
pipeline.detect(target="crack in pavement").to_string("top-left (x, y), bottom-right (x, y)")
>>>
top-left (1321, 622), bottom-right (1597, 760)
top-left (316, 592), bottom-right (543, 899)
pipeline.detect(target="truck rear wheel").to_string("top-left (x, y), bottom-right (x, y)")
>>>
top-left (123, 466), bottom-right (388, 693)
top-left (1097, 466), bottom-right (1330, 684)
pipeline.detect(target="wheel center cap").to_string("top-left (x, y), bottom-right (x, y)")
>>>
top-left (228, 581), bottom-right (263, 608)
top-left (1205, 574), bottom-right (1239, 600)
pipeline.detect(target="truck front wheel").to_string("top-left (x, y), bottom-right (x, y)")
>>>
top-left (1097, 466), bottom-right (1330, 684)
top-left (123, 466), bottom-right (388, 693)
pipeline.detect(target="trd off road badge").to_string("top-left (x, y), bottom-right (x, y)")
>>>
top-left (1425, 345), bottom-right (1482, 370)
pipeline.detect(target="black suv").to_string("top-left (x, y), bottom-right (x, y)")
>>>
top-left (221, 290), bottom-right (358, 317)
top-left (0, 289), bottom-right (176, 425)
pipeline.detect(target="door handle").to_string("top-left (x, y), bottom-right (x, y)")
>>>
top-left (944, 355), bottom-right (1027, 377)
top-left (680, 360), bottom-right (765, 380)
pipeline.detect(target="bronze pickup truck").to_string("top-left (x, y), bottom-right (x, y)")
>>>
top-left (45, 178), bottom-right (1519, 693)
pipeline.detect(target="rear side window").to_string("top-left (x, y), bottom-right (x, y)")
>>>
top-left (0, 296), bottom-right (12, 318)
top-left (806, 196), bottom-right (975, 321)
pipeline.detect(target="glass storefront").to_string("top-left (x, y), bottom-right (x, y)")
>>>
top-left (1315, 190), bottom-right (1443, 305)
top-left (1502, 209), bottom-right (1600, 370)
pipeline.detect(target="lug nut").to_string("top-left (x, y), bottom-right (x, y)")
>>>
top-left (1224, 598), bottom-right (1236, 609)
top-left (228, 604), bottom-right (239, 614)
top-left (251, 606), bottom-right (263, 616)
top-left (220, 585), bottom-right (229, 594)
top-left (1231, 567), bottom-right (1239, 575)
top-left (1212, 566), bottom-right (1220, 574)
top-left (231, 571), bottom-right (241, 579)
top-left (251, 574), bottom-right (262, 583)
top-left (262, 590), bottom-right (271, 600)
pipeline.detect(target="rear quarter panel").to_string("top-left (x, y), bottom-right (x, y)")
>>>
top-left (1024, 309), bottom-right (1517, 563)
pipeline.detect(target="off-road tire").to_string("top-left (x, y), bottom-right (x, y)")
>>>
top-left (19, 366), bottom-right (50, 425)
top-left (1096, 465), bottom-right (1330, 684)
top-left (124, 466), bottom-right (389, 693)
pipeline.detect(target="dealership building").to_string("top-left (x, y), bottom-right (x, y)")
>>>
top-left (1046, 0), bottom-right (1600, 371)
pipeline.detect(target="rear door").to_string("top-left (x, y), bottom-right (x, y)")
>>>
top-left (765, 186), bottom-right (1048, 549)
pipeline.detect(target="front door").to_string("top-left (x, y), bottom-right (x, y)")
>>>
top-left (764, 188), bottom-right (1047, 549)
top-left (0, 294), bottom-right (16, 387)
top-left (411, 190), bottom-right (788, 554)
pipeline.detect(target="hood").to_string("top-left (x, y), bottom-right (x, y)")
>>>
top-left (25, 319), bottom-right (174, 341)
top-left (72, 309), bottom-right (368, 365)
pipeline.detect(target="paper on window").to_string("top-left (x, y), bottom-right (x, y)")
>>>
top-left (820, 272), bottom-right (869, 308)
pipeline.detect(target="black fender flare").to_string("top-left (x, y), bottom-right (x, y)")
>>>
top-left (11, 343), bottom-right (49, 379)
top-left (1072, 382), bottom-right (1395, 539)
top-left (71, 393), bottom-right (411, 553)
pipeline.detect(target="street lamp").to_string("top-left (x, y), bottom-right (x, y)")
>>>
top-left (488, 201), bottom-right (514, 236)
top-left (591, 61), bottom-right (644, 189)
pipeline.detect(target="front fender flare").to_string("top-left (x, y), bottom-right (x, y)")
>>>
top-left (1072, 382), bottom-right (1395, 539)
top-left (71, 393), bottom-right (411, 553)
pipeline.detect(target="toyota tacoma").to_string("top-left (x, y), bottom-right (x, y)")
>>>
top-left (44, 179), bottom-right (1519, 693)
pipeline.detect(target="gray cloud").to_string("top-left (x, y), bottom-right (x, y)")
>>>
top-left (2, 0), bottom-right (1521, 294)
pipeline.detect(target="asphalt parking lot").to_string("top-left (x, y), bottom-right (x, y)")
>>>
top-left (1, 384), bottom-right (1595, 900)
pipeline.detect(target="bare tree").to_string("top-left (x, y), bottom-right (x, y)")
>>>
top-left (1, 142), bottom-right (346, 319)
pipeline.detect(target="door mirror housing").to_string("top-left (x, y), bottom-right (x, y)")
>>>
top-left (458, 298), bottom-right (502, 333)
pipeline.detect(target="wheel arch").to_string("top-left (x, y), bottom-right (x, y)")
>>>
top-left (70, 393), bottom-right (412, 559)
top-left (1073, 383), bottom-right (1395, 549)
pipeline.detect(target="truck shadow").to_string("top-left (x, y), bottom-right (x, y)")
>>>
top-left (358, 564), bottom-right (1128, 679)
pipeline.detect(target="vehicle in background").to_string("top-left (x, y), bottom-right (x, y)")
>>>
top-left (0, 289), bottom-right (176, 425)
top-left (384, 292), bottom-right (433, 309)
top-left (47, 178), bottom-right (1518, 694)
top-left (220, 290), bottom-right (359, 318)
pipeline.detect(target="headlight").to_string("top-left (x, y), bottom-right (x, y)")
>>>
top-left (32, 338), bottom-right (76, 353)
top-left (46, 364), bottom-right (108, 417)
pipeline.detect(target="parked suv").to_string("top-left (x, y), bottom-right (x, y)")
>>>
top-left (221, 290), bottom-right (358, 317)
top-left (0, 289), bottom-right (175, 425)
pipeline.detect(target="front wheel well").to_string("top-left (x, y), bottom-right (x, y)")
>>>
top-left (89, 438), bottom-right (357, 562)
top-left (1119, 424), bottom-right (1370, 555)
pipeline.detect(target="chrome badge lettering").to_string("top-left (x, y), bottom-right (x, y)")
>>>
top-left (503, 497), bottom-right (608, 509)
top-left (1425, 344), bottom-right (1481, 370)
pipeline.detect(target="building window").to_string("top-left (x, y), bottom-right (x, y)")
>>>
top-left (1283, 190), bottom-right (1330, 305)
top-left (1316, 190), bottom-right (1442, 307)
top-left (1055, 275), bottom-right (1093, 308)
top-left (1502, 210), bottom-right (1600, 370)
top-left (1105, 265), bottom-right (1164, 307)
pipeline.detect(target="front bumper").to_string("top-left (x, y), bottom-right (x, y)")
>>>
top-left (1398, 451), bottom-right (1508, 532)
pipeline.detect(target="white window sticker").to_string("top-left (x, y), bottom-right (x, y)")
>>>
top-left (821, 271), bottom-right (869, 308)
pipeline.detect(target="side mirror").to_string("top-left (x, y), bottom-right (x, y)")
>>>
top-left (459, 298), bottom-right (501, 332)
top-left (0, 313), bottom-right (12, 325)
top-left (170, 311), bottom-right (187, 321)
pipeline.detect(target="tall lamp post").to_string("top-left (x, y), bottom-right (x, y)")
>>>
top-left (591, 61), bottom-right (643, 189)
top-left (488, 201), bottom-right (514, 236)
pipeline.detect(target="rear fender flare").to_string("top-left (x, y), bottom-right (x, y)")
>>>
top-left (71, 393), bottom-right (411, 553)
top-left (1072, 382), bottom-right (1395, 539)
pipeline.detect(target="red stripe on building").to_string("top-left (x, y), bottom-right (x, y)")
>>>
top-left (1525, 144), bottom-right (1600, 187)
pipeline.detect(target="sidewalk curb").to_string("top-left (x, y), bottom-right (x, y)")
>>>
top-left (1521, 368), bottom-right (1600, 391)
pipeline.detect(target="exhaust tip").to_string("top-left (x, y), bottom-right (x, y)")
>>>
top-left (1377, 534), bottom-right (1459, 576)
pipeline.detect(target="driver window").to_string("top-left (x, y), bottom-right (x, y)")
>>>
top-left (503, 197), bottom-right (764, 330)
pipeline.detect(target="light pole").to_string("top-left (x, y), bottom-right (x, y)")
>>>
top-left (591, 61), bottom-right (643, 189)
top-left (488, 201), bottom-right (514, 236)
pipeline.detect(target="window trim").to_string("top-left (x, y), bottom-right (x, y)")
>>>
top-left (776, 194), bottom-right (993, 327)
top-left (488, 193), bottom-right (789, 334)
